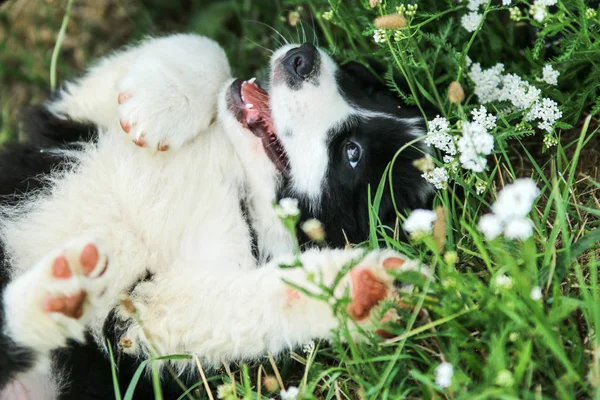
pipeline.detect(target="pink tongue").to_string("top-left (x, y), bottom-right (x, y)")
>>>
top-left (246, 108), bottom-right (262, 124)
top-left (241, 82), bottom-right (275, 134)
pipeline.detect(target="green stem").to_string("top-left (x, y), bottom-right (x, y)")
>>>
top-left (50, 0), bottom-right (75, 91)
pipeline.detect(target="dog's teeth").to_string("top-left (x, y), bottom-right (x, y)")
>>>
top-left (245, 103), bottom-right (254, 109)
top-left (248, 77), bottom-right (256, 84)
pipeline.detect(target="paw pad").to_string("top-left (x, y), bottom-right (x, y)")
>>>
top-left (347, 268), bottom-right (388, 320)
top-left (51, 256), bottom-right (71, 279)
top-left (383, 257), bottom-right (405, 269)
top-left (43, 243), bottom-right (107, 320)
top-left (43, 291), bottom-right (87, 319)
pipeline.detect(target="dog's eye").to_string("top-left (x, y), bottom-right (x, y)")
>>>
top-left (345, 141), bottom-right (362, 168)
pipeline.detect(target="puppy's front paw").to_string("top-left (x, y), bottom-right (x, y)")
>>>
top-left (346, 250), bottom-right (430, 335)
top-left (3, 239), bottom-right (110, 353)
top-left (117, 61), bottom-right (214, 152)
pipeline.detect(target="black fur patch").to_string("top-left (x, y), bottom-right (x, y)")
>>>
top-left (280, 62), bottom-right (434, 247)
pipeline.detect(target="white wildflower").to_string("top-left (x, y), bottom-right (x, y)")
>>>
top-left (499, 74), bottom-right (541, 110)
top-left (478, 178), bottom-right (539, 241)
top-left (475, 180), bottom-right (487, 195)
top-left (217, 384), bottom-right (234, 399)
top-left (443, 155), bottom-right (455, 164)
top-left (466, 0), bottom-right (487, 11)
top-left (468, 63), bottom-right (505, 104)
top-left (478, 213), bottom-right (503, 240)
top-left (492, 178), bottom-right (540, 221)
top-left (471, 105), bottom-right (497, 130)
top-left (276, 198), bottom-right (300, 218)
top-left (526, 98), bottom-right (562, 132)
top-left (496, 370), bottom-right (514, 386)
top-left (530, 286), bottom-right (543, 301)
top-left (435, 362), bottom-right (454, 388)
top-left (403, 209), bottom-right (437, 236)
top-left (301, 219), bottom-right (325, 241)
top-left (322, 10), bottom-right (333, 21)
top-left (495, 274), bottom-right (513, 290)
top-left (537, 0), bottom-right (557, 6)
top-left (425, 116), bottom-right (457, 156)
top-left (542, 64), bottom-right (559, 86)
top-left (586, 8), bottom-right (597, 19)
top-left (373, 29), bottom-right (386, 44)
top-left (502, 0), bottom-right (512, 5)
top-left (457, 122), bottom-right (494, 172)
top-left (529, 2), bottom-right (547, 22)
top-left (280, 386), bottom-right (300, 400)
top-left (302, 340), bottom-right (315, 354)
top-left (423, 167), bottom-right (449, 190)
top-left (504, 218), bottom-right (534, 240)
top-left (462, 12), bottom-right (483, 32)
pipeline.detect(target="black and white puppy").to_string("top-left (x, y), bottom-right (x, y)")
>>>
top-left (0, 35), bottom-right (432, 399)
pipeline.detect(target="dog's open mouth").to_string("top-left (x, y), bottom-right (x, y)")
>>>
top-left (228, 79), bottom-right (288, 173)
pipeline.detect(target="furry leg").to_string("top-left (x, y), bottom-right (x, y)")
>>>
top-left (117, 248), bottom-right (429, 368)
top-left (48, 34), bottom-right (232, 151)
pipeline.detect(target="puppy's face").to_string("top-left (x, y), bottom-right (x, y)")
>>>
top-left (224, 43), bottom-right (433, 246)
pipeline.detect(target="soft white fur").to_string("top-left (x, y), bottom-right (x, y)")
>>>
top-left (0, 34), bottom-right (425, 399)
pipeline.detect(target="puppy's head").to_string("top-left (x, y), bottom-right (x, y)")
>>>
top-left (222, 43), bottom-right (433, 247)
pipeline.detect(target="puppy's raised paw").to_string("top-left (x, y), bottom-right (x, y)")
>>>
top-left (4, 239), bottom-right (110, 353)
top-left (347, 250), bottom-right (430, 335)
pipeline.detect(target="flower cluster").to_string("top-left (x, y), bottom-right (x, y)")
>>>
top-left (495, 274), bottom-right (514, 292)
top-left (302, 340), bottom-right (315, 354)
top-left (373, 28), bottom-right (386, 44)
top-left (422, 107), bottom-right (496, 187)
top-left (541, 64), bottom-right (560, 86)
top-left (276, 198), bottom-right (300, 219)
top-left (397, 3), bottom-right (418, 17)
top-left (423, 167), bottom-right (449, 190)
top-left (469, 62), bottom-right (562, 132)
top-left (424, 116), bottom-right (456, 156)
top-left (403, 208), bottom-right (437, 239)
top-left (529, 0), bottom-right (557, 22)
top-left (478, 178), bottom-right (540, 240)
top-left (435, 362), bottom-right (454, 388)
top-left (280, 386), bottom-right (300, 400)
top-left (461, 11), bottom-right (482, 32)
top-left (458, 122), bottom-right (494, 172)
top-left (509, 7), bottom-right (521, 20)
top-left (526, 98), bottom-right (562, 132)
top-left (322, 9), bottom-right (333, 21)
top-left (460, 0), bottom-right (495, 31)
top-left (471, 105), bottom-right (497, 130)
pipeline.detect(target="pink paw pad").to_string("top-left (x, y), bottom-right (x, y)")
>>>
top-left (347, 268), bottom-right (388, 321)
top-left (44, 244), bottom-right (106, 319)
top-left (51, 256), bottom-right (71, 279)
top-left (43, 291), bottom-right (87, 319)
top-left (383, 257), bottom-right (405, 270)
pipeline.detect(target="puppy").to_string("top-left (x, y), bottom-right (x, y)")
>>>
top-left (0, 34), bottom-right (432, 399)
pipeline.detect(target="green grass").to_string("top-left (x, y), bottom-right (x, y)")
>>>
top-left (1, 0), bottom-right (599, 398)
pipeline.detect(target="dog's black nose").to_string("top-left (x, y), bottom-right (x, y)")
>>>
top-left (282, 43), bottom-right (317, 79)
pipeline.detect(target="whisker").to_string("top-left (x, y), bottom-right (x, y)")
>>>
top-left (300, 19), bottom-right (307, 44)
top-left (244, 36), bottom-right (274, 54)
top-left (244, 19), bottom-right (288, 47)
